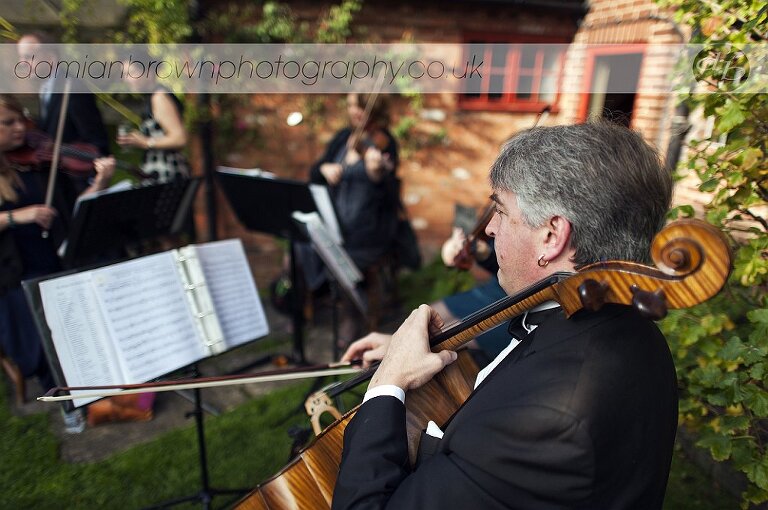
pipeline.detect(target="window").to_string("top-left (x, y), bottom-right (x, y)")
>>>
top-left (460, 34), bottom-right (569, 112)
top-left (578, 46), bottom-right (645, 127)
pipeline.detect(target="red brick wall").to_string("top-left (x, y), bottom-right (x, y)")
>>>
top-left (195, 0), bottom-right (691, 285)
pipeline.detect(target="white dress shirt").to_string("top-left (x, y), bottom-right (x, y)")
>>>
top-left (363, 302), bottom-right (562, 438)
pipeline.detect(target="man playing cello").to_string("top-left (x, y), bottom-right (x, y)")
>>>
top-left (336, 122), bottom-right (677, 509)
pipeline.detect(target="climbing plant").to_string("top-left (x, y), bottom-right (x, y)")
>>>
top-left (656, 0), bottom-right (768, 506)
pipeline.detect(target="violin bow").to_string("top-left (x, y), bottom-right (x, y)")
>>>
top-left (41, 79), bottom-right (71, 239)
top-left (339, 68), bottom-right (389, 165)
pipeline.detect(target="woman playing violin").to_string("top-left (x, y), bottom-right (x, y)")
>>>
top-left (0, 94), bottom-right (114, 392)
top-left (335, 122), bottom-right (677, 509)
top-left (306, 93), bottom-right (401, 347)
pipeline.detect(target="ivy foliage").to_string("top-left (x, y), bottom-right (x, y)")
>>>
top-left (197, 0), bottom-right (362, 43)
top-left (656, 0), bottom-right (768, 507)
top-left (195, 0), bottom-right (362, 153)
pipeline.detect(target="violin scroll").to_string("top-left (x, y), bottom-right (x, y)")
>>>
top-left (651, 220), bottom-right (710, 276)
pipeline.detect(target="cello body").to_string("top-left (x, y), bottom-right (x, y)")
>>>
top-left (236, 351), bottom-right (479, 509)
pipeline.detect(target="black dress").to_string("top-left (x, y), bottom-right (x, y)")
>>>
top-left (308, 127), bottom-right (400, 272)
top-left (0, 171), bottom-right (61, 387)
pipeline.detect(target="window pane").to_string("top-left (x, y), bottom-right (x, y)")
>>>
top-left (489, 73), bottom-right (505, 99)
top-left (465, 70), bottom-right (483, 96)
top-left (540, 73), bottom-right (558, 101)
top-left (543, 47), bottom-right (561, 73)
top-left (516, 75), bottom-right (533, 99)
top-left (491, 45), bottom-right (508, 68)
top-left (520, 46), bottom-right (536, 69)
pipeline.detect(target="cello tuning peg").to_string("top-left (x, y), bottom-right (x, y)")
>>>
top-left (630, 285), bottom-right (668, 320)
top-left (578, 279), bottom-right (609, 311)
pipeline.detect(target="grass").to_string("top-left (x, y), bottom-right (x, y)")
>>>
top-left (0, 371), bottom-right (740, 509)
top-left (1, 378), bottom-right (319, 509)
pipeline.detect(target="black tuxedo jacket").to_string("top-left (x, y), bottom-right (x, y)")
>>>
top-left (333, 305), bottom-right (678, 509)
top-left (39, 77), bottom-right (109, 156)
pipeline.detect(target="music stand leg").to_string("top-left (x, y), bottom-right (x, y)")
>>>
top-left (143, 366), bottom-right (249, 510)
top-left (331, 280), bottom-right (340, 361)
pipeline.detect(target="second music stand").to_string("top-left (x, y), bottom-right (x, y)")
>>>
top-left (216, 169), bottom-right (318, 365)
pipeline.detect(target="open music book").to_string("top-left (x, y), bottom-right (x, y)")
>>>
top-left (39, 239), bottom-right (269, 407)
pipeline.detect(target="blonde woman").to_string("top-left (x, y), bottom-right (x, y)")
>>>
top-left (0, 95), bottom-right (113, 391)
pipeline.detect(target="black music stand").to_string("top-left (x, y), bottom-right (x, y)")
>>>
top-left (23, 269), bottom-right (251, 510)
top-left (62, 178), bottom-right (201, 268)
top-left (216, 169), bottom-right (320, 365)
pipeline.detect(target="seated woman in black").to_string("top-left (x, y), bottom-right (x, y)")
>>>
top-left (306, 93), bottom-right (400, 347)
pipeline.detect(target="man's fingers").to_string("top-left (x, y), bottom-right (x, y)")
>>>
top-left (341, 343), bottom-right (369, 362)
top-left (427, 306), bottom-right (445, 336)
top-left (434, 350), bottom-right (458, 370)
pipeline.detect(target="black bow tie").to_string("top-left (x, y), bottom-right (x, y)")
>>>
top-left (507, 307), bottom-right (561, 340)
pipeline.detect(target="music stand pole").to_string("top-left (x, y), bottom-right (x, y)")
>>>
top-left (289, 235), bottom-right (307, 365)
top-left (330, 279), bottom-right (341, 362)
top-left (144, 365), bottom-right (248, 510)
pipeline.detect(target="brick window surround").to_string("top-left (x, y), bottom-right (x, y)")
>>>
top-left (460, 33), bottom-right (569, 112)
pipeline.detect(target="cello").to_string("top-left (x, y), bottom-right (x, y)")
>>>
top-left (233, 218), bottom-right (732, 509)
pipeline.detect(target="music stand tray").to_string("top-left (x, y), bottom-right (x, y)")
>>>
top-left (62, 178), bottom-right (201, 268)
top-left (216, 170), bottom-right (316, 241)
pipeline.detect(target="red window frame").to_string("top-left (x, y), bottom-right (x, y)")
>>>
top-left (577, 44), bottom-right (647, 126)
top-left (459, 33), bottom-right (569, 112)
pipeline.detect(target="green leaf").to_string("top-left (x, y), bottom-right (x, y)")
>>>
top-left (719, 337), bottom-right (743, 361)
top-left (747, 461), bottom-right (768, 491)
top-left (698, 432), bottom-right (732, 461)
top-left (668, 204), bottom-right (695, 219)
top-left (716, 101), bottom-right (746, 133)
top-left (747, 309), bottom-right (768, 324)
top-left (743, 385), bottom-right (768, 417)
top-left (699, 178), bottom-right (720, 192)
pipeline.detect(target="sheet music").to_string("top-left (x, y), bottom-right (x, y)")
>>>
top-left (309, 184), bottom-right (343, 245)
top-left (91, 252), bottom-right (207, 382)
top-left (216, 165), bottom-right (276, 178)
top-left (292, 211), bottom-right (367, 316)
top-left (40, 273), bottom-right (122, 407)
top-left (193, 239), bottom-right (270, 348)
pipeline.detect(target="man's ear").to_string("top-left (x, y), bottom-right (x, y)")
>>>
top-left (541, 215), bottom-right (572, 264)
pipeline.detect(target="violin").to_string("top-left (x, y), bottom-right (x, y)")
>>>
top-left (453, 203), bottom-right (495, 270)
top-left (6, 130), bottom-right (155, 181)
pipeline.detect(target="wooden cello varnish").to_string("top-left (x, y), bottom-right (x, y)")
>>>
top-left (237, 351), bottom-right (479, 509)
